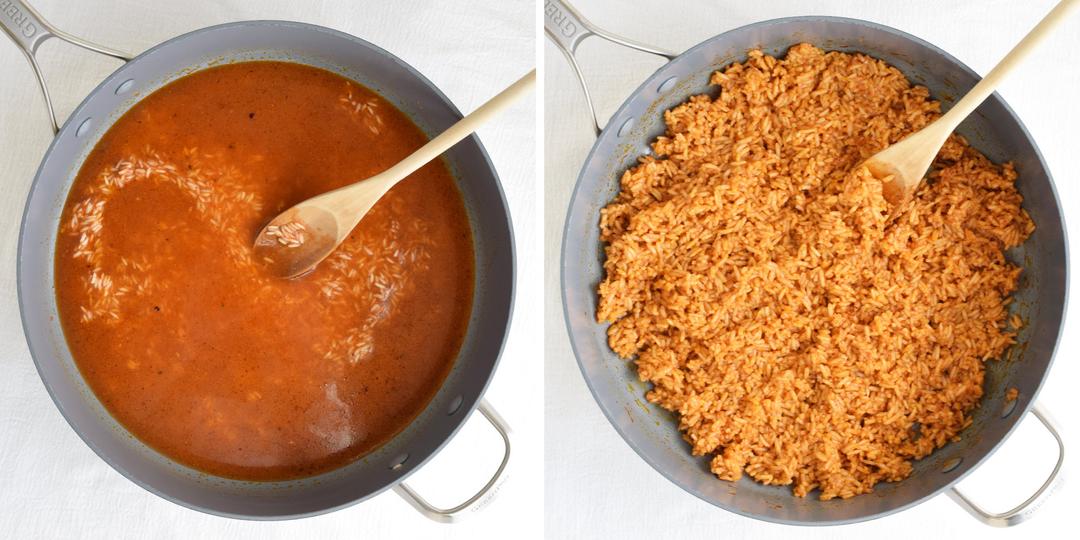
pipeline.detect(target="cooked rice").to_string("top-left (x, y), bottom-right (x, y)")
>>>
top-left (596, 44), bottom-right (1033, 500)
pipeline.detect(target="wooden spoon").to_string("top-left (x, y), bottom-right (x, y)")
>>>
top-left (866, 0), bottom-right (1078, 207)
top-left (254, 69), bottom-right (535, 278)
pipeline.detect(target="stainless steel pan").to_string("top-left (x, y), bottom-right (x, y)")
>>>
top-left (5, 0), bottom-right (515, 522)
top-left (548, 0), bottom-right (1066, 526)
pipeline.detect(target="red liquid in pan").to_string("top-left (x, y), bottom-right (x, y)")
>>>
top-left (54, 61), bottom-right (474, 480)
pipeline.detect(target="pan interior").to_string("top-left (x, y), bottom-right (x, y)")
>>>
top-left (19, 21), bottom-right (513, 519)
top-left (562, 17), bottom-right (1065, 525)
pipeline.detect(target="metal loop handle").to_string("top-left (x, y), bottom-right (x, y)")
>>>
top-left (0, 0), bottom-right (130, 133)
top-left (392, 400), bottom-right (511, 523)
top-left (946, 403), bottom-right (1065, 527)
top-left (543, 0), bottom-right (676, 135)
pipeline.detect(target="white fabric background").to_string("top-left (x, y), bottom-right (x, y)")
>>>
top-left (0, 1), bottom-right (537, 539)
top-left (544, 0), bottom-right (1077, 538)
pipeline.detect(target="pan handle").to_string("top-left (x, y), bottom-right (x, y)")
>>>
top-left (0, 0), bottom-right (130, 134)
top-left (391, 400), bottom-right (511, 523)
top-left (543, 0), bottom-right (676, 135)
top-left (946, 402), bottom-right (1065, 527)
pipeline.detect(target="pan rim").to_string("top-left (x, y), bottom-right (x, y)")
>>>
top-left (558, 14), bottom-right (1069, 526)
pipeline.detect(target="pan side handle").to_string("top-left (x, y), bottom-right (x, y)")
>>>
top-left (0, 0), bottom-right (130, 134)
top-left (543, 0), bottom-right (676, 135)
top-left (946, 403), bottom-right (1065, 527)
top-left (392, 400), bottom-right (511, 523)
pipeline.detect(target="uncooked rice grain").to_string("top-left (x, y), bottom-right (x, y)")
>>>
top-left (597, 44), bottom-right (1033, 500)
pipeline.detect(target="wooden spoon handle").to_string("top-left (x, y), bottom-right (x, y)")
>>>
top-left (381, 69), bottom-right (536, 183)
top-left (939, 0), bottom-right (1079, 127)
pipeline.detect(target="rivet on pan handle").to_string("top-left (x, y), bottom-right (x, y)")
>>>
top-left (0, 0), bottom-right (130, 134)
top-left (543, 0), bottom-right (676, 135)
top-left (392, 400), bottom-right (511, 523)
top-left (946, 403), bottom-right (1065, 527)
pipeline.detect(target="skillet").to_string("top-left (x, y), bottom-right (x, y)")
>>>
top-left (5, 0), bottom-right (515, 522)
top-left (548, 0), bottom-right (1067, 526)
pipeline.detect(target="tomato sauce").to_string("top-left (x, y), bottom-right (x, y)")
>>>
top-left (54, 61), bottom-right (474, 480)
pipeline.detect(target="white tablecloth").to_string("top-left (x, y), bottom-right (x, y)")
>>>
top-left (544, 1), bottom-right (1077, 538)
top-left (0, 1), bottom-right (536, 539)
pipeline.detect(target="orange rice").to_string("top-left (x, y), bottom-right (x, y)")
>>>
top-left (597, 44), bottom-right (1033, 500)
